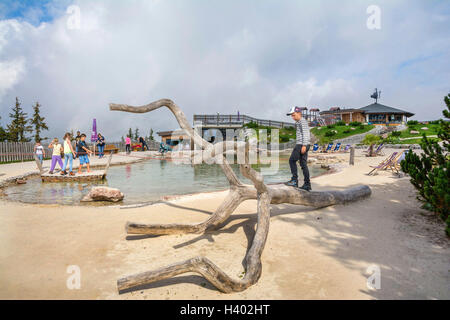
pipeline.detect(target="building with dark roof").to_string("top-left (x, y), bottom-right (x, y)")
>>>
top-left (320, 102), bottom-right (415, 126)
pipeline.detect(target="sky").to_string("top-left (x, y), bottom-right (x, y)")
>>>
top-left (0, 0), bottom-right (449, 141)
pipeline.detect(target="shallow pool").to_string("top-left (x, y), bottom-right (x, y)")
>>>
top-left (3, 156), bottom-right (326, 205)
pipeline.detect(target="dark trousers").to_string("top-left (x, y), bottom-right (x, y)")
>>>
top-left (126, 144), bottom-right (131, 154)
top-left (289, 144), bottom-right (310, 185)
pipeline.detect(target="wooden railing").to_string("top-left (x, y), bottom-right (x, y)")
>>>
top-left (193, 114), bottom-right (295, 128)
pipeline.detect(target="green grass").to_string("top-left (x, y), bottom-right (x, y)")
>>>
top-left (311, 124), bottom-right (374, 144)
top-left (397, 123), bottom-right (440, 138)
top-left (243, 122), bottom-right (296, 143)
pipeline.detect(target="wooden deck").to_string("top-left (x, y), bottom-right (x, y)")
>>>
top-left (35, 152), bottom-right (113, 183)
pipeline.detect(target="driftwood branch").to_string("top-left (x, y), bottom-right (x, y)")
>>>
top-left (110, 99), bottom-right (371, 293)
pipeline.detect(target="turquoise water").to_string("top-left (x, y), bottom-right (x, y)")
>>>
top-left (3, 156), bottom-right (325, 205)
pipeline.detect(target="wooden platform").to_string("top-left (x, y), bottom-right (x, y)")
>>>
top-left (35, 152), bottom-right (113, 183)
top-left (41, 171), bottom-right (106, 182)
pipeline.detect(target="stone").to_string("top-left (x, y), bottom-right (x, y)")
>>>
top-left (81, 186), bottom-right (124, 202)
top-left (421, 127), bottom-right (429, 130)
top-left (410, 130), bottom-right (420, 134)
top-left (350, 127), bottom-right (356, 130)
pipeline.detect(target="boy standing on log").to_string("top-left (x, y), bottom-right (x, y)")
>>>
top-left (285, 106), bottom-right (312, 191)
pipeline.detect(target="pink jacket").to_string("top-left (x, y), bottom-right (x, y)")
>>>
top-left (125, 137), bottom-right (131, 145)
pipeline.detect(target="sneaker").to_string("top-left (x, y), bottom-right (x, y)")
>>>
top-left (298, 184), bottom-right (312, 192)
top-left (48, 171), bottom-right (54, 174)
top-left (60, 170), bottom-right (67, 176)
top-left (284, 179), bottom-right (298, 187)
top-left (69, 172), bottom-right (75, 176)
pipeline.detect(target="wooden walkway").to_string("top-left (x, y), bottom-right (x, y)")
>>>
top-left (35, 153), bottom-right (113, 183)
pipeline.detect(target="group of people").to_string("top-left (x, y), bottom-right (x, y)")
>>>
top-left (125, 136), bottom-right (149, 154)
top-left (34, 131), bottom-right (106, 176)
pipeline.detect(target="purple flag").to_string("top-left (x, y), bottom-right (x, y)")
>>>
top-left (91, 118), bottom-right (98, 142)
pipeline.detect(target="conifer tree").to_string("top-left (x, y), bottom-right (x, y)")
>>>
top-left (401, 94), bottom-right (450, 235)
top-left (134, 127), bottom-right (140, 141)
top-left (30, 101), bottom-right (49, 142)
top-left (7, 97), bottom-right (32, 142)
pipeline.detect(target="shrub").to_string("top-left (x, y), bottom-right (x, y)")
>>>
top-left (335, 120), bottom-right (346, 126)
top-left (407, 120), bottom-right (419, 126)
top-left (325, 130), bottom-right (336, 137)
top-left (343, 129), bottom-right (351, 134)
top-left (391, 131), bottom-right (401, 137)
top-left (362, 134), bottom-right (381, 145)
top-left (349, 121), bottom-right (361, 126)
top-left (401, 94), bottom-right (450, 236)
top-left (326, 124), bottom-right (336, 129)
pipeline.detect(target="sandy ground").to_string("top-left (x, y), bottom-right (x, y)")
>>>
top-left (0, 148), bottom-right (448, 300)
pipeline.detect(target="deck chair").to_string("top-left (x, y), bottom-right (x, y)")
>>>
top-left (323, 143), bottom-right (333, 153)
top-left (367, 152), bottom-right (398, 175)
top-left (331, 143), bottom-right (341, 152)
top-left (159, 142), bottom-right (172, 154)
top-left (340, 144), bottom-right (351, 153)
top-left (385, 150), bottom-right (406, 174)
top-left (311, 144), bottom-right (319, 152)
top-left (363, 144), bottom-right (376, 154)
top-left (373, 143), bottom-right (385, 156)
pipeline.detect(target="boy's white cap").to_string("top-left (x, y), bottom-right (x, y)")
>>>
top-left (286, 106), bottom-right (301, 116)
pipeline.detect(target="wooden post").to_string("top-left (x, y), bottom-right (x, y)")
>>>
top-left (349, 146), bottom-right (355, 165)
top-left (102, 152), bottom-right (113, 179)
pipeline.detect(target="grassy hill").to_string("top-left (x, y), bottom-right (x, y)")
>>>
top-left (311, 121), bottom-right (374, 144)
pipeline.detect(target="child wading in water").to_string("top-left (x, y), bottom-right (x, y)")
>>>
top-left (77, 134), bottom-right (94, 174)
top-left (48, 138), bottom-right (63, 174)
top-left (285, 106), bottom-right (312, 191)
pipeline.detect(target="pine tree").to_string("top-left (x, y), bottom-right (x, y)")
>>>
top-left (127, 128), bottom-right (133, 139)
top-left (148, 128), bottom-right (154, 141)
top-left (401, 93), bottom-right (450, 235)
top-left (7, 97), bottom-right (32, 142)
top-left (30, 101), bottom-right (49, 142)
top-left (0, 116), bottom-right (7, 142)
top-left (134, 127), bottom-right (140, 141)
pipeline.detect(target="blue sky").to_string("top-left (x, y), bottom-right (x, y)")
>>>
top-left (0, 0), bottom-right (449, 140)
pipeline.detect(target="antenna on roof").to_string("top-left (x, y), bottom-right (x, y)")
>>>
top-left (370, 88), bottom-right (381, 103)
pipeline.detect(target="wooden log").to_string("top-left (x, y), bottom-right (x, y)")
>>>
top-left (349, 146), bottom-right (355, 165)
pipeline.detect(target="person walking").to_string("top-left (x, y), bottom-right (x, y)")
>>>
top-left (125, 136), bottom-right (131, 154)
top-left (61, 132), bottom-right (76, 176)
top-left (138, 136), bottom-right (148, 151)
top-left (48, 138), bottom-right (63, 174)
top-left (96, 133), bottom-right (106, 158)
top-left (34, 141), bottom-right (45, 165)
top-left (284, 106), bottom-right (312, 191)
top-left (77, 133), bottom-right (94, 174)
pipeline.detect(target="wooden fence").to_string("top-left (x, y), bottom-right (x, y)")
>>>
top-left (0, 142), bottom-right (52, 163)
top-left (0, 139), bottom-right (161, 163)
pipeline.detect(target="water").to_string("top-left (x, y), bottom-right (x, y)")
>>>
top-left (3, 156), bottom-right (326, 206)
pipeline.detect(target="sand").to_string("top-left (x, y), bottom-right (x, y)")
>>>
top-left (0, 148), bottom-right (448, 300)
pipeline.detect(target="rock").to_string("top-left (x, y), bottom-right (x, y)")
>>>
top-left (410, 130), bottom-right (419, 134)
top-left (421, 127), bottom-right (429, 130)
top-left (82, 186), bottom-right (124, 202)
top-left (381, 133), bottom-right (388, 139)
top-left (350, 127), bottom-right (356, 130)
top-left (16, 179), bottom-right (27, 184)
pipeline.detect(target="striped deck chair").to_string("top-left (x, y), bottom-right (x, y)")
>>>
top-left (323, 143), bottom-right (333, 153)
top-left (311, 144), bottom-right (319, 152)
top-left (331, 142), bottom-right (341, 152)
top-left (340, 144), bottom-right (351, 153)
top-left (385, 150), bottom-right (406, 174)
top-left (374, 143), bottom-right (385, 156)
top-left (367, 152), bottom-right (398, 175)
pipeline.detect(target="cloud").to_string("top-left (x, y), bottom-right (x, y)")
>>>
top-left (0, 0), bottom-right (449, 141)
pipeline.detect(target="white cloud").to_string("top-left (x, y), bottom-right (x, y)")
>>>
top-left (0, 0), bottom-right (449, 140)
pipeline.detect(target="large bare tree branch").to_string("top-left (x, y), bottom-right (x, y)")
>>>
top-left (110, 99), bottom-right (371, 293)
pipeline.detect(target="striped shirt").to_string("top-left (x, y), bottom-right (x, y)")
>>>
top-left (295, 118), bottom-right (310, 145)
